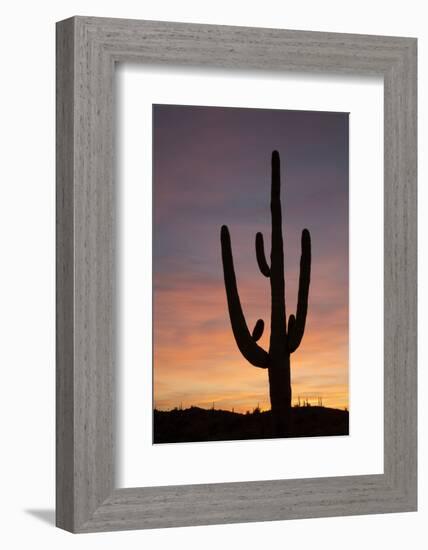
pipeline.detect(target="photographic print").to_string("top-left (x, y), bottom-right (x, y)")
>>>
top-left (153, 104), bottom-right (349, 444)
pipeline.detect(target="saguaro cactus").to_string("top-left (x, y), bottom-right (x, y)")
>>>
top-left (220, 151), bottom-right (311, 436)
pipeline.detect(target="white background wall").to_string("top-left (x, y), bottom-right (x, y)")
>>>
top-left (0, 1), bottom-right (425, 548)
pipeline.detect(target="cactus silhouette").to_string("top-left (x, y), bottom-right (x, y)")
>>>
top-left (220, 151), bottom-right (311, 436)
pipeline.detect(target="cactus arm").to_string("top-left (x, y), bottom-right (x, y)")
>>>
top-left (252, 319), bottom-right (264, 342)
top-left (287, 314), bottom-right (296, 339)
top-left (288, 228), bottom-right (311, 353)
top-left (269, 151), bottom-right (287, 355)
top-left (220, 225), bottom-right (270, 368)
top-left (255, 232), bottom-right (271, 277)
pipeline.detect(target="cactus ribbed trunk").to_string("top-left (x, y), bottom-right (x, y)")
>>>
top-left (268, 151), bottom-right (291, 436)
top-left (220, 150), bottom-right (311, 437)
top-left (268, 354), bottom-right (291, 436)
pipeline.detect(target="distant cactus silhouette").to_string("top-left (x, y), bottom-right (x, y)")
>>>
top-left (220, 151), bottom-right (311, 436)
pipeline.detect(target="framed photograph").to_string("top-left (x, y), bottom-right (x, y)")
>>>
top-left (56, 16), bottom-right (417, 532)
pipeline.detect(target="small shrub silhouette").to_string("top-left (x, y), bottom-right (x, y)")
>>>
top-left (220, 151), bottom-right (311, 436)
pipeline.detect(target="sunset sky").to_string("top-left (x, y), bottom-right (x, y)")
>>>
top-left (153, 104), bottom-right (349, 412)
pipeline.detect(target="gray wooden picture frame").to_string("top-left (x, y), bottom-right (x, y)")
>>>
top-left (56, 16), bottom-right (417, 533)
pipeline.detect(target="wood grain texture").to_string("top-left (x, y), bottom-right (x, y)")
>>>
top-left (56, 16), bottom-right (417, 533)
top-left (56, 18), bottom-right (75, 531)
